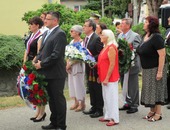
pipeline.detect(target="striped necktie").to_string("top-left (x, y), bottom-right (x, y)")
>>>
top-left (84, 37), bottom-right (89, 48)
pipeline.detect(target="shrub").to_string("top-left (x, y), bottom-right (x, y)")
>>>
top-left (22, 3), bottom-right (100, 42)
top-left (132, 23), bottom-right (166, 38)
top-left (0, 34), bottom-right (25, 69)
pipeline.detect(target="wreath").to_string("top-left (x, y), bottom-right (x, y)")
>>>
top-left (17, 61), bottom-right (49, 108)
top-left (117, 38), bottom-right (134, 74)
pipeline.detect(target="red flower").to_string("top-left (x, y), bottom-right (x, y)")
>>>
top-left (29, 93), bottom-right (34, 98)
top-left (129, 43), bottom-right (134, 51)
top-left (27, 79), bottom-right (33, 85)
top-left (37, 99), bottom-right (41, 103)
top-left (23, 65), bottom-right (27, 71)
top-left (32, 100), bottom-right (38, 105)
top-left (33, 84), bottom-right (39, 91)
top-left (43, 98), bottom-right (47, 103)
top-left (38, 89), bottom-right (44, 97)
top-left (28, 73), bottom-right (36, 80)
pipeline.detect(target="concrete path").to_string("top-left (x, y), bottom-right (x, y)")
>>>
top-left (0, 96), bottom-right (170, 130)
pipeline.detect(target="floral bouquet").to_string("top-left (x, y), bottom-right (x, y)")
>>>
top-left (65, 42), bottom-right (96, 67)
top-left (17, 61), bottom-right (48, 109)
top-left (117, 38), bottom-right (135, 74)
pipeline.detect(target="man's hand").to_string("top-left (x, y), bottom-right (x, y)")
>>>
top-left (34, 60), bottom-right (42, 69)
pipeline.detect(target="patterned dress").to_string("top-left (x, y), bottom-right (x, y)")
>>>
top-left (136, 33), bottom-right (168, 107)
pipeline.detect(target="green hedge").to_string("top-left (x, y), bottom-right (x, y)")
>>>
top-left (0, 34), bottom-right (25, 69)
top-left (132, 23), bottom-right (166, 38)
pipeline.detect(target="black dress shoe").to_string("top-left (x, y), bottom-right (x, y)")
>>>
top-left (83, 109), bottom-right (95, 115)
top-left (42, 124), bottom-right (57, 129)
top-left (119, 105), bottom-right (130, 111)
top-left (55, 128), bottom-right (65, 130)
top-left (126, 108), bottom-right (138, 114)
top-left (90, 111), bottom-right (103, 118)
top-left (167, 105), bottom-right (170, 109)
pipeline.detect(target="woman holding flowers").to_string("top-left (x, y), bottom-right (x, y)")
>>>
top-left (97, 29), bottom-right (119, 126)
top-left (23, 16), bottom-right (47, 122)
top-left (66, 25), bottom-right (86, 112)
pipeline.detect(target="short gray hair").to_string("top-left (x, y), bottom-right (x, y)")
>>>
top-left (71, 25), bottom-right (83, 35)
top-left (122, 18), bottom-right (133, 28)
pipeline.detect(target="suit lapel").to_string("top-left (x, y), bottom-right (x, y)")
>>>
top-left (125, 30), bottom-right (132, 42)
top-left (40, 27), bottom-right (59, 50)
top-left (87, 33), bottom-right (95, 48)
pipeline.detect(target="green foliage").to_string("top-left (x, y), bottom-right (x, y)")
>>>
top-left (22, 3), bottom-right (100, 42)
top-left (0, 34), bottom-right (24, 69)
top-left (100, 16), bottom-right (112, 27)
top-left (132, 23), bottom-right (145, 37)
top-left (84, 0), bottom-right (131, 18)
top-left (22, 3), bottom-right (75, 25)
top-left (117, 38), bottom-right (132, 74)
top-left (83, 1), bottom-right (101, 11)
top-left (159, 25), bottom-right (166, 38)
top-left (132, 23), bottom-right (166, 38)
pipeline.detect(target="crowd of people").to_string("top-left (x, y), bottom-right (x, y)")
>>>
top-left (22, 11), bottom-right (170, 130)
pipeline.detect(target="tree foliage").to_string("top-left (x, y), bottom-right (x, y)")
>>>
top-left (83, 0), bottom-right (131, 18)
top-left (22, 3), bottom-right (112, 42)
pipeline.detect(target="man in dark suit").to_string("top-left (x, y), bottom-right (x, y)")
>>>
top-left (34, 11), bottom-right (67, 130)
top-left (82, 19), bottom-right (104, 118)
top-left (118, 18), bottom-right (141, 114)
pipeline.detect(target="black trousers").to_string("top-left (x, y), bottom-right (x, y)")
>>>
top-left (88, 81), bottom-right (104, 112)
top-left (45, 78), bottom-right (66, 129)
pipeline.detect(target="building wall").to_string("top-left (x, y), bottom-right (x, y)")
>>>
top-left (61, 0), bottom-right (87, 11)
top-left (0, 0), bottom-right (60, 36)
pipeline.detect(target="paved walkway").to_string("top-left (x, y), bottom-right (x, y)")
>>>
top-left (0, 95), bottom-right (170, 130)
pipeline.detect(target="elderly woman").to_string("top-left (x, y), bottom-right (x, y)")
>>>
top-left (97, 29), bottom-right (119, 126)
top-left (66, 25), bottom-right (86, 112)
top-left (136, 16), bottom-right (168, 122)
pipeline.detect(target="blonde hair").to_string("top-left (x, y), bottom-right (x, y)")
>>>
top-left (102, 29), bottom-right (118, 47)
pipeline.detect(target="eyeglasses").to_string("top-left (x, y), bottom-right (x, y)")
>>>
top-left (83, 25), bottom-right (90, 27)
top-left (45, 18), bottom-right (53, 21)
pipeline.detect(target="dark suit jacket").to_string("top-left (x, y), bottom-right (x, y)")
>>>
top-left (35, 27), bottom-right (67, 79)
top-left (86, 33), bottom-right (103, 79)
top-left (166, 28), bottom-right (170, 46)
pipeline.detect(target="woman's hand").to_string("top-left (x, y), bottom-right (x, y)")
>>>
top-left (102, 79), bottom-right (109, 86)
top-left (66, 63), bottom-right (72, 74)
top-left (156, 72), bottom-right (163, 80)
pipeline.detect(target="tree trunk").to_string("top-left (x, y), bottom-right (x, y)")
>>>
top-left (146, 0), bottom-right (163, 17)
top-left (108, 0), bottom-right (112, 18)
